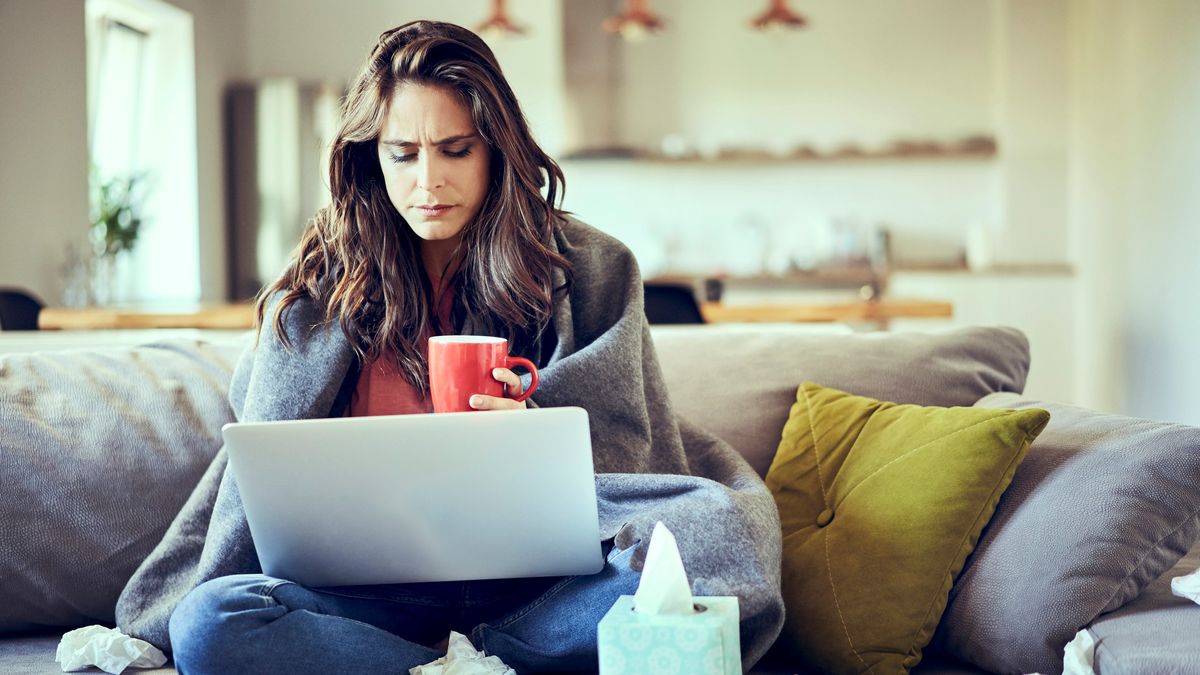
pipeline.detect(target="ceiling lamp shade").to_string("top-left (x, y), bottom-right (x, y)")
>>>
top-left (750, 0), bottom-right (809, 31)
top-left (475, 0), bottom-right (526, 39)
top-left (602, 0), bottom-right (666, 41)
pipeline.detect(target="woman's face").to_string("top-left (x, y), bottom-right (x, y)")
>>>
top-left (377, 83), bottom-right (491, 248)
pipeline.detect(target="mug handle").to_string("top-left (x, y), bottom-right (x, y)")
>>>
top-left (504, 356), bottom-right (539, 402)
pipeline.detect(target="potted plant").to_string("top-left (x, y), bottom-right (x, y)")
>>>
top-left (88, 171), bottom-right (147, 305)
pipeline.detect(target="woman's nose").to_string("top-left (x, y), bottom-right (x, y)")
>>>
top-left (415, 154), bottom-right (445, 190)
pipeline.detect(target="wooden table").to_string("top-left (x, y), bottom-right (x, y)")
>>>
top-left (38, 299), bottom-right (951, 330)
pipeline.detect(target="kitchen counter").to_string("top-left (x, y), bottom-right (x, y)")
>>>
top-left (38, 303), bottom-right (258, 330)
top-left (38, 299), bottom-right (951, 330)
top-left (700, 299), bottom-right (951, 324)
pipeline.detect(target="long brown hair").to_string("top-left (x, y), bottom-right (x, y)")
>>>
top-left (255, 20), bottom-right (572, 391)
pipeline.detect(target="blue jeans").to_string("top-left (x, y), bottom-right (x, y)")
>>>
top-left (169, 546), bottom-right (638, 674)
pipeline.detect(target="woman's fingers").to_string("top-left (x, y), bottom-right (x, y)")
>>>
top-left (469, 394), bottom-right (524, 410)
top-left (465, 369), bottom-right (527, 410)
top-left (491, 367), bottom-right (524, 397)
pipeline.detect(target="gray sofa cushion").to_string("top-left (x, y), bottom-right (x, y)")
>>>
top-left (0, 633), bottom-right (986, 675)
top-left (0, 632), bottom-right (176, 675)
top-left (934, 393), bottom-right (1200, 675)
top-left (1088, 543), bottom-right (1200, 674)
top-left (650, 325), bottom-right (1032, 476)
top-left (0, 339), bottom-right (245, 633)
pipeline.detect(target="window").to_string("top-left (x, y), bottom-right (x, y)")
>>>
top-left (86, 0), bottom-right (199, 304)
top-left (90, 19), bottom-right (147, 177)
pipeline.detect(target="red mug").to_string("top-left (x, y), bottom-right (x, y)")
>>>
top-left (428, 336), bottom-right (539, 413)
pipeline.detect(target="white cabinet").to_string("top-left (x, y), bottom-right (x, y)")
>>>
top-left (887, 270), bottom-right (1077, 404)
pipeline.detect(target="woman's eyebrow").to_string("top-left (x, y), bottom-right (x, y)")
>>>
top-left (381, 133), bottom-right (478, 147)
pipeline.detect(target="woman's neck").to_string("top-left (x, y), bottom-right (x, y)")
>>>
top-left (419, 236), bottom-right (463, 289)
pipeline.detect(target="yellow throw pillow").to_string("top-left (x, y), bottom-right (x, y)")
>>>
top-left (765, 382), bottom-right (1049, 674)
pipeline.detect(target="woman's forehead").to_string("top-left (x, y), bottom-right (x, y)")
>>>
top-left (380, 83), bottom-right (476, 144)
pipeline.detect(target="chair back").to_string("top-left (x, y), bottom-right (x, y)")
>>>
top-left (643, 282), bottom-right (705, 324)
top-left (0, 289), bottom-right (45, 330)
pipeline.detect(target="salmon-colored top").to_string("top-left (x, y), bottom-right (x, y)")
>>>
top-left (346, 281), bottom-right (456, 417)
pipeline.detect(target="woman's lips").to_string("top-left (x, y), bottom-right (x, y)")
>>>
top-left (413, 205), bottom-right (454, 218)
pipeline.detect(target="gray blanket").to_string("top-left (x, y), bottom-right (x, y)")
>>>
top-left (115, 217), bottom-right (785, 668)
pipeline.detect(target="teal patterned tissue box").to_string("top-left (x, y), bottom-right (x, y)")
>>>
top-left (597, 595), bottom-right (741, 675)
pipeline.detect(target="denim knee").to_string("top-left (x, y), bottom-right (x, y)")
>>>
top-left (169, 574), bottom-right (286, 674)
top-left (472, 546), bottom-right (641, 672)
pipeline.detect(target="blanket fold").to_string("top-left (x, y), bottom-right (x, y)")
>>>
top-left (116, 217), bottom-right (784, 669)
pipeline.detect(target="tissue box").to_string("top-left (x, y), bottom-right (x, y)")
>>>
top-left (597, 595), bottom-right (740, 675)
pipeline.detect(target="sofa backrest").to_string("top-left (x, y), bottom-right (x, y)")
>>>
top-left (0, 324), bottom-right (1029, 635)
top-left (1, 340), bottom-right (242, 633)
top-left (649, 324), bottom-right (1032, 476)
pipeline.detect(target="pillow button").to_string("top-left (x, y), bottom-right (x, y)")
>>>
top-left (816, 508), bottom-right (834, 528)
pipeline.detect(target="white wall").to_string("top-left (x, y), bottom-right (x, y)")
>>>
top-left (616, 0), bottom-right (995, 152)
top-left (992, 0), bottom-right (1070, 265)
top-left (241, 0), bottom-right (565, 155)
top-left (0, 0), bottom-right (90, 306)
top-left (1121, 2), bottom-right (1200, 425)
top-left (1070, 0), bottom-right (1200, 424)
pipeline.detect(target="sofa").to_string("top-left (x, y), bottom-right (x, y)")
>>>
top-left (3, 323), bottom-right (1200, 674)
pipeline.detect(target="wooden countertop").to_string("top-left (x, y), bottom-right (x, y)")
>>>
top-left (38, 303), bottom-right (258, 330)
top-left (700, 299), bottom-right (952, 323)
top-left (38, 298), bottom-right (952, 330)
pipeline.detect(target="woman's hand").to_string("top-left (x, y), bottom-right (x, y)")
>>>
top-left (468, 367), bottom-right (528, 410)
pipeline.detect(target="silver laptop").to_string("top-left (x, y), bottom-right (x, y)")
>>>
top-left (223, 406), bottom-right (603, 587)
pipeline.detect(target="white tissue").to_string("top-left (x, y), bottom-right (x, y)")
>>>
top-left (632, 521), bottom-right (695, 615)
top-left (1171, 566), bottom-right (1200, 604)
top-left (55, 625), bottom-right (167, 674)
top-left (1061, 628), bottom-right (1097, 675)
top-left (409, 631), bottom-right (515, 675)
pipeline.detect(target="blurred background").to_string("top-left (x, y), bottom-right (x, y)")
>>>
top-left (1, 0), bottom-right (1198, 424)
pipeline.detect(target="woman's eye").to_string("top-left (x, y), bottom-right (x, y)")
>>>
top-left (445, 146), bottom-right (472, 158)
top-left (388, 153), bottom-right (416, 164)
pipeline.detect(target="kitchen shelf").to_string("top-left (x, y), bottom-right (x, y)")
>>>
top-left (650, 267), bottom-right (880, 288)
top-left (561, 140), bottom-right (997, 164)
top-left (893, 263), bottom-right (1075, 277)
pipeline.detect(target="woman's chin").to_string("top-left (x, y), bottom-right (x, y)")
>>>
top-left (407, 221), bottom-right (466, 243)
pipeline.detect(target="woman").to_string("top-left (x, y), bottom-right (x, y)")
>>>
top-left (116, 20), bottom-right (784, 673)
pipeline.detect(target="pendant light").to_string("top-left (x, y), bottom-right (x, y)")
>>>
top-left (750, 0), bottom-right (808, 31)
top-left (475, 0), bottom-right (526, 40)
top-left (603, 0), bottom-right (666, 41)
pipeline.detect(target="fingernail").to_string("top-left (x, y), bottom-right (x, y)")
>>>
top-left (470, 396), bottom-right (482, 407)
top-left (493, 368), bottom-right (503, 377)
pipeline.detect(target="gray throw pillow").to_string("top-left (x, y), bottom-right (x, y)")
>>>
top-left (650, 325), bottom-right (1032, 475)
top-left (933, 393), bottom-right (1200, 675)
top-left (0, 338), bottom-right (245, 632)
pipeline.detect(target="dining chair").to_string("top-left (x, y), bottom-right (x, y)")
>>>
top-left (0, 288), bottom-right (45, 330)
top-left (643, 282), bottom-right (705, 325)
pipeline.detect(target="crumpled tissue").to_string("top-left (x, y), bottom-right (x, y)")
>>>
top-left (597, 521), bottom-right (741, 675)
top-left (409, 631), bottom-right (514, 675)
top-left (55, 625), bottom-right (167, 674)
top-left (1170, 566), bottom-right (1200, 604)
top-left (1061, 628), bottom-right (1097, 675)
